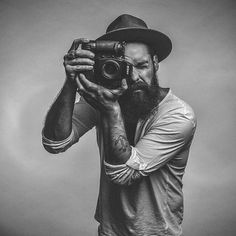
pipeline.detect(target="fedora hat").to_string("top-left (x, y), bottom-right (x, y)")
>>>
top-left (96, 14), bottom-right (172, 62)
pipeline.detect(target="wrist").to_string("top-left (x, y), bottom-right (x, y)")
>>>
top-left (101, 104), bottom-right (123, 128)
top-left (103, 102), bottom-right (121, 116)
top-left (64, 78), bottom-right (77, 93)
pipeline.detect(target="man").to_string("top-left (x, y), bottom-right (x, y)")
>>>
top-left (42, 14), bottom-right (196, 236)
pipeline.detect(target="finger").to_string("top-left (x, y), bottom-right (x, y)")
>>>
top-left (83, 93), bottom-right (106, 112)
top-left (68, 38), bottom-right (90, 53)
top-left (121, 78), bottom-right (128, 90)
top-left (79, 73), bottom-right (98, 92)
top-left (64, 49), bottom-right (95, 61)
top-left (75, 74), bottom-right (97, 99)
top-left (65, 64), bottom-right (93, 72)
top-left (66, 58), bottom-right (95, 66)
top-left (111, 79), bottom-right (128, 96)
top-left (75, 65), bottom-right (93, 71)
top-left (64, 50), bottom-right (76, 60)
top-left (82, 93), bottom-right (101, 109)
top-left (75, 75), bottom-right (85, 94)
top-left (74, 49), bottom-right (95, 59)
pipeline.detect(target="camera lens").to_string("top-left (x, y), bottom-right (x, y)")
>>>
top-left (102, 60), bottom-right (120, 80)
top-left (104, 63), bottom-right (118, 75)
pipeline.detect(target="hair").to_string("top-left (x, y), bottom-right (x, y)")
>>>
top-left (147, 45), bottom-right (155, 58)
top-left (126, 41), bottom-right (158, 62)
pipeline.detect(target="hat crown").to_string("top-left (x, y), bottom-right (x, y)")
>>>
top-left (97, 14), bottom-right (172, 62)
top-left (106, 14), bottom-right (148, 33)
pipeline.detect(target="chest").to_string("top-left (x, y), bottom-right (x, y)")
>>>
top-left (125, 121), bottom-right (138, 146)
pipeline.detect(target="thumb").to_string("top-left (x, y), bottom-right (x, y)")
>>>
top-left (111, 79), bottom-right (128, 97)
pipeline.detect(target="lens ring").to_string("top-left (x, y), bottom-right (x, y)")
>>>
top-left (102, 60), bottom-right (120, 80)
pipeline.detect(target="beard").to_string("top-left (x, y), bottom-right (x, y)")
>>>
top-left (118, 76), bottom-right (160, 124)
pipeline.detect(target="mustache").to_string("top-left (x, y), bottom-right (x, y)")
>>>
top-left (127, 81), bottom-right (149, 92)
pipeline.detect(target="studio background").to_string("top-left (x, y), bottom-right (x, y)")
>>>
top-left (0, 0), bottom-right (235, 235)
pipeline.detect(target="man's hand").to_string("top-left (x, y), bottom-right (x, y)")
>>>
top-left (65, 39), bottom-right (130, 165)
top-left (43, 38), bottom-right (95, 141)
top-left (76, 74), bottom-right (131, 165)
top-left (76, 73), bottom-right (128, 114)
top-left (63, 38), bottom-right (95, 82)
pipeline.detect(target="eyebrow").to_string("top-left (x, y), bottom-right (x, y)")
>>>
top-left (135, 60), bottom-right (149, 66)
top-left (124, 56), bottom-right (149, 66)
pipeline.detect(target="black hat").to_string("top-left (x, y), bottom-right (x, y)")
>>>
top-left (96, 14), bottom-right (172, 62)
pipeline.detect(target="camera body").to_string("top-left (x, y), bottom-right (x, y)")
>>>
top-left (82, 40), bottom-right (133, 89)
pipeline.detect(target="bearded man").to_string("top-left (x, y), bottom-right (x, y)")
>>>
top-left (42, 14), bottom-right (196, 236)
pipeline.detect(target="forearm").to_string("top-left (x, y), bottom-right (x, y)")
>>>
top-left (43, 79), bottom-right (77, 140)
top-left (101, 105), bottom-right (132, 165)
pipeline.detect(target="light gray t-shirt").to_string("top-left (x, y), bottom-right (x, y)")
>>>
top-left (42, 89), bottom-right (196, 236)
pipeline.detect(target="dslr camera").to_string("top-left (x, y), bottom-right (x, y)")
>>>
top-left (82, 40), bottom-right (133, 89)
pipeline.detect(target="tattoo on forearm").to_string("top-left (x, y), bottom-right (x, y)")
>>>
top-left (114, 135), bottom-right (129, 153)
top-left (101, 113), bottom-right (131, 164)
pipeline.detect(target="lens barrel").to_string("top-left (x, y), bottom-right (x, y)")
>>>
top-left (81, 40), bottom-right (131, 88)
top-left (102, 60), bottom-right (120, 80)
top-left (82, 40), bottom-right (125, 55)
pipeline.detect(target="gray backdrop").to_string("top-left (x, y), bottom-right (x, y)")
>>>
top-left (0, 0), bottom-right (236, 235)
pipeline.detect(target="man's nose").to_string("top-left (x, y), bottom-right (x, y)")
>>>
top-left (129, 67), bottom-right (141, 84)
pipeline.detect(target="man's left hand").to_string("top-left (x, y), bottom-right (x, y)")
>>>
top-left (75, 73), bottom-right (128, 114)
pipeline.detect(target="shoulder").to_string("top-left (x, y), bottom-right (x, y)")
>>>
top-left (158, 90), bottom-right (196, 126)
top-left (149, 90), bottom-right (197, 140)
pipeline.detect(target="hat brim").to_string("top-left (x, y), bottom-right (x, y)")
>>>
top-left (96, 28), bottom-right (172, 62)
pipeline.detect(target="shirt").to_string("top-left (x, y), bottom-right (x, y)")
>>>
top-left (42, 89), bottom-right (197, 236)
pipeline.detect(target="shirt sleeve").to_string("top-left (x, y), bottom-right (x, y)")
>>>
top-left (72, 96), bottom-right (98, 138)
top-left (104, 112), bottom-right (196, 185)
top-left (103, 148), bottom-right (147, 186)
top-left (42, 96), bottom-right (98, 153)
top-left (126, 113), bottom-right (196, 174)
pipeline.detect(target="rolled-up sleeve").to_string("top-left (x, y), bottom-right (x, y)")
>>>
top-left (126, 113), bottom-right (196, 174)
top-left (42, 96), bottom-right (98, 154)
top-left (104, 112), bottom-right (196, 184)
top-left (42, 129), bottom-right (75, 153)
top-left (104, 148), bottom-right (147, 186)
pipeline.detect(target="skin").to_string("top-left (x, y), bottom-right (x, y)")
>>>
top-left (43, 38), bottom-right (95, 141)
top-left (43, 39), bottom-right (166, 165)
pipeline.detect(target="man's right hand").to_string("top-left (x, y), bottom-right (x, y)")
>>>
top-left (63, 38), bottom-right (95, 81)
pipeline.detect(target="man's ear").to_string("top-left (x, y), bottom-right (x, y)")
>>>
top-left (153, 55), bottom-right (159, 71)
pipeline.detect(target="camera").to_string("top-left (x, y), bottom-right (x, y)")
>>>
top-left (82, 40), bottom-right (133, 89)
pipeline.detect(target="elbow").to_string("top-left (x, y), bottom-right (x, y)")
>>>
top-left (104, 159), bottom-right (145, 186)
top-left (105, 168), bottom-right (144, 186)
top-left (42, 143), bottom-right (64, 154)
top-left (42, 139), bottom-right (72, 154)
top-left (41, 129), bottom-right (75, 155)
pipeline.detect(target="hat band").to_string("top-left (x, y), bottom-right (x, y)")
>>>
top-left (107, 24), bottom-right (148, 33)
